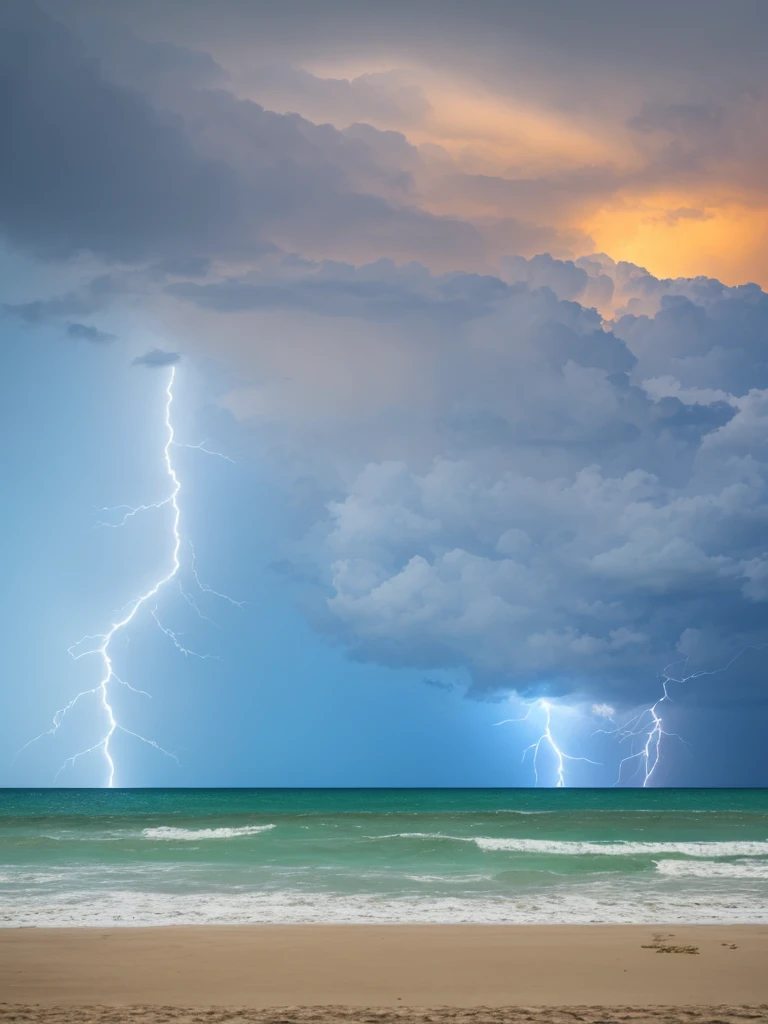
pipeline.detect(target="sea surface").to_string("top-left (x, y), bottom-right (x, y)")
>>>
top-left (1, 788), bottom-right (767, 927)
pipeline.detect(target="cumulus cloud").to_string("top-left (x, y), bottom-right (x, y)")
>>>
top-left (168, 252), bottom-right (768, 707)
top-left (500, 253), bottom-right (614, 309)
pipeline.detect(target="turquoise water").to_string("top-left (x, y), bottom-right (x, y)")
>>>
top-left (2, 789), bottom-right (767, 926)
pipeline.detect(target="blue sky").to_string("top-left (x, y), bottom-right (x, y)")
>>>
top-left (2, 1), bottom-right (768, 787)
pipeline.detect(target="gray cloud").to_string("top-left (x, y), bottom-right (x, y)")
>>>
top-left (13, 0), bottom-right (763, 290)
top-left (423, 677), bottom-right (454, 692)
top-left (132, 347), bottom-right (180, 367)
top-left (2, 275), bottom-right (118, 323)
top-left (171, 254), bottom-right (766, 707)
top-left (0, 3), bottom-right (248, 262)
top-left (48, 1), bottom-right (768, 94)
top-left (0, 4), bottom-right (488, 272)
top-left (164, 85), bottom-right (484, 268)
top-left (500, 253), bottom-right (614, 309)
top-left (10, 1), bottom-right (766, 287)
top-left (238, 65), bottom-right (430, 127)
top-left (614, 288), bottom-right (768, 394)
top-left (168, 257), bottom-right (507, 323)
top-left (65, 322), bottom-right (116, 343)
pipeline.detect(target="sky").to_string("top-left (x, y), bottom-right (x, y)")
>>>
top-left (2, 0), bottom-right (768, 787)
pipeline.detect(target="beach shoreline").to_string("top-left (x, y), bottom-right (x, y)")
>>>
top-left (2, 924), bottom-right (767, 1008)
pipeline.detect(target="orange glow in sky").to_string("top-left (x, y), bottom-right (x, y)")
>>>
top-left (239, 58), bottom-right (768, 287)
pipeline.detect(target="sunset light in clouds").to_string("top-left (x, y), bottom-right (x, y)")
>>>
top-left (215, 22), bottom-right (768, 287)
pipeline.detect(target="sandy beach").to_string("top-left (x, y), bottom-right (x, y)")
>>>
top-left (1, 924), bottom-right (767, 1020)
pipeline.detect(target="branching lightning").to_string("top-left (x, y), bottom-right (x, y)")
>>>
top-left (495, 698), bottom-right (600, 787)
top-left (495, 645), bottom-right (766, 788)
top-left (610, 644), bottom-right (768, 787)
top-left (16, 365), bottom-right (239, 787)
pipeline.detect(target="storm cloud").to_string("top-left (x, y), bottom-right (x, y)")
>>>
top-left (3, 0), bottom-right (768, 723)
top-left (162, 254), bottom-right (768, 708)
top-left (0, 3), bottom-right (248, 262)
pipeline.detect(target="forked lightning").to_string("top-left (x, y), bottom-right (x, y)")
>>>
top-left (16, 366), bottom-right (238, 786)
top-left (495, 698), bottom-right (600, 787)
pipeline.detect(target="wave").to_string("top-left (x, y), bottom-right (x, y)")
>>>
top-left (3, 881), bottom-right (768, 928)
top-left (365, 832), bottom-right (768, 857)
top-left (655, 859), bottom-right (768, 879)
top-left (473, 837), bottom-right (768, 857)
top-left (475, 839), bottom-right (768, 856)
top-left (492, 810), bottom-right (558, 815)
top-left (404, 874), bottom-right (493, 884)
top-left (142, 824), bottom-right (276, 841)
top-left (366, 832), bottom-right (473, 841)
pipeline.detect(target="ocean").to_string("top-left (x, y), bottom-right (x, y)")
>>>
top-left (1, 788), bottom-right (767, 927)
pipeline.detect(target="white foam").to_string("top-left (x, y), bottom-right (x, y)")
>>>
top-left (493, 810), bottom-right (558, 815)
top-left (366, 832), bottom-right (473, 841)
top-left (142, 824), bottom-right (276, 841)
top-left (473, 837), bottom-right (768, 857)
top-left (655, 859), bottom-right (768, 880)
top-left (404, 874), bottom-right (492, 884)
top-left (368, 833), bottom-right (768, 857)
top-left (2, 881), bottom-right (768, 928)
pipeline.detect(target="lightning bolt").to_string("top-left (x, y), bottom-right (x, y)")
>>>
top-left (15, 364), bottom-right (239, 787)
top-left (495, 698), bottom-right (600, 787)
top-left (610, 644), bottom-right (768, 786)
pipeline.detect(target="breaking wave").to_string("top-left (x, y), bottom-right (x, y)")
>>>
top-left (3, 882), bottom-right (768, 927)
top-left (473, 837), bottom-right (768, 857)
top-left (366, 833), bottom-right (768, 857)
top-left (142, 824), bottom-right (276, 841)
top-left (655, 859), bottom-right (768, 879)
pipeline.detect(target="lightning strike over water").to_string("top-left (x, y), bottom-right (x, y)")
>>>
top-left (613, 645), bottom-right (768, 787)
top-left (17, 365), bottom-right (239, 787)
top-left (495, 698), bottom-right (600, 787)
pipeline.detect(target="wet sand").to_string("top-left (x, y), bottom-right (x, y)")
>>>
top-left (1, 924), bottom-right (767, 1012)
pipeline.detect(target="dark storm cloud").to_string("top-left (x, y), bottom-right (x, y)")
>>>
top-left (12, 0), bottom-right (764, 288)
top-left (4, 0), bottom-right (768, 719)
top-left (189, 255), bottom-right (766, 706)
top-left (0, 3), bottom-right (488, 271)
top-left (163, 85), bottom-right (484, 267)
top-left (0, 3), bottom-right (249, 263)
top-left (132, 348), bottom-right (180, 367)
